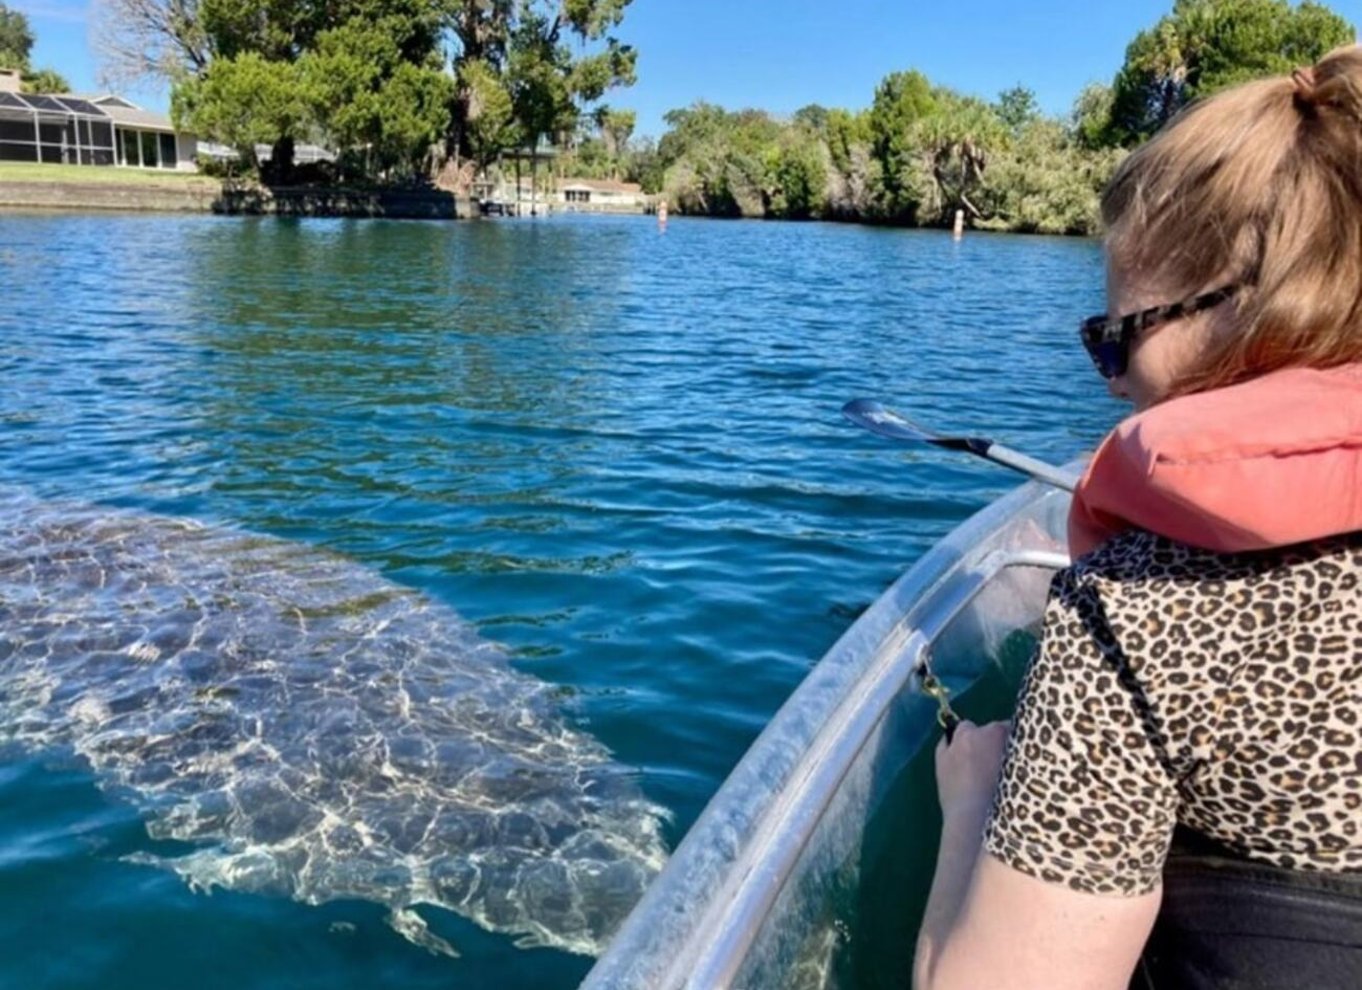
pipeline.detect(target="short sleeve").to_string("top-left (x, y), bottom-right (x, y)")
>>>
top-left (982, 561), bottom-right (1181, 896)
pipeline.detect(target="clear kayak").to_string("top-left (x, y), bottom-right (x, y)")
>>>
top-left (583, 470), bottom-right (1078, 989)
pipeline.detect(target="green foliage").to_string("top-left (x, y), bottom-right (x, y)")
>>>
top-left (445, 0), bottom-right (637, 174)
top-left (564, 135), bottom-right (613, 178)
top-left (173, 52), bottom-right (312, 168)
top-left (868, 70), bottom-right (938, 219)
top-left (995, 85), bottom-right (1040, 133)
top-left (912, 89), bottom-right (1008, 223)
top-left (597, 107), bottom-right (635, 159)
top-left (370, 62), bottom-right (454, 174)
top-left (1070, 83), bottom-right (1115, 150)
top-left (20, 67), bottom-right (69, 93)
top-left (977, 119), bottom-right (1123, 235)
top-left (140, 0), bottom-right (638, 185)
top-left (645, 68), bottom-right (1109, 230)
top-left (792, 104), bottom-right (830, 134)
top-left (657, 103), bottom-right (783, 217)
top-left (865, 73), bottom-right (1008, 223)
top-left (822, 108), bottom-right (871, 175)
top-left (458, 58), bottom-right (518, 169)
top-left (1106, 0), bottom-right (1354, 145)
top-left (298, 17), bottom-right (451, 176)
top-left (647, 0), bottom-right (1354, 233)
top-left (555, 106), bottom-right (637, 180)
top-left (0, 1), bottom-right (32, 70)
top-left (0, 3), bottom-right (70, 95)
top-left (765, 131), bottom-right (827, 219)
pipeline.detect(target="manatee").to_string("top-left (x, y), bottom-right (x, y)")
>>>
top-left (0, 489), bottom-right (668, 956)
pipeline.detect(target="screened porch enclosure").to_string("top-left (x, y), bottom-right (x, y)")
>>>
top-left (0, 92), bottom-right (191, 170)
top-left (0, 92), bottom-right (116, 165)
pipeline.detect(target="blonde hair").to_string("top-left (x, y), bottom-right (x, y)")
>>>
top-left (1102, 45), bottom-right (1362, 396)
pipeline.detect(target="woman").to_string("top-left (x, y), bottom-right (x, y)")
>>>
top-left (914, 47), bottom-right (1362, 990)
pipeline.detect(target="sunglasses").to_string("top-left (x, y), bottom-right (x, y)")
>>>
top-left (1079, 284), bottom-right (1240, 379)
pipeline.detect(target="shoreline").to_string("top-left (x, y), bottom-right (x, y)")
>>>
top-left (0, 178), bottom-right (477, 219)
top-left (0, 172), bottom-right (1082, 234)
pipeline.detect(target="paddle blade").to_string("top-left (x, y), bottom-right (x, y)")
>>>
top-left (840, 399), bottom-right (942, 443)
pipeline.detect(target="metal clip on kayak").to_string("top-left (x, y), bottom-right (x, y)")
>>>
top-left (916, 658), bottom-right (961, 743)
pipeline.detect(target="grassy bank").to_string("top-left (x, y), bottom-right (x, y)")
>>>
top-left (0, 162), bottom-right (222, 190)
top-left (0, 165), bottom-right (470, 218)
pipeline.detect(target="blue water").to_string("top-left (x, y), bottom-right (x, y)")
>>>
top-left (0, 213), bottom-right (1118, 989)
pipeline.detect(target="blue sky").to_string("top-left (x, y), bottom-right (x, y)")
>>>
top-left (13, 0), bottom-right (1362, 135)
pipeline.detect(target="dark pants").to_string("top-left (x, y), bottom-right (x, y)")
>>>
top-left (1133, 829), bottom-right (1362, 989)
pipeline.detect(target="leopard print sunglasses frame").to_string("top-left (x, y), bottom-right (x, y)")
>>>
top-left (1079, 284), bottom-right (1240, 380)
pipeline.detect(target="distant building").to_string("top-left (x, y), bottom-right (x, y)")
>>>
top-left (198, 141), bottom-right (337, 167)
top-left (0, 71), bottom-right (198, 171)
top-left (557, 178), bottom-right (647, 210)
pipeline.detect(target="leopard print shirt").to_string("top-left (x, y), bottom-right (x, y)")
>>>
top-left (983, 528), bottom-right (1362, 896)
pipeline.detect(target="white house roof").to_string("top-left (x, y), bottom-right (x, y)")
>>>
top-left (25, 92), bottom-right (181, 131)
top-left (86, 95), bottom-right (138, 109)
top-left (560, 178), bottom-right (644, 194)
top-left (96, 103), bottom-right (177, 132)
top-left (199, 140), bottom-right (337, 164)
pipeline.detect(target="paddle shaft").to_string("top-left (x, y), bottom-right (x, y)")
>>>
top-left (841, 399), bottom-right (1079, 493)
top-left (973, 441), bottom-right (1078, 492)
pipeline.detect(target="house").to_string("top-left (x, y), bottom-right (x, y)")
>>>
top-left (198, 141), bottom-right (337, 167)
top-left (556, 178), bottom-right (647, 211)
top-left (0, 70), bottom-right (198, 171)
top-left (94, 95), bottom-right (198, 171)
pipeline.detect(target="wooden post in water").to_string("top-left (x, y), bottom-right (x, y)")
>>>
top-left (953, 209), bottom-right (965, 240)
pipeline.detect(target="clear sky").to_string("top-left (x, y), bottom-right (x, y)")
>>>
top-left (13, 0), bottom-right (1362, 134)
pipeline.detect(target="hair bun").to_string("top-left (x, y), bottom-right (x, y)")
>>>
top-left (1292, 66), bottom-right (1320, 108)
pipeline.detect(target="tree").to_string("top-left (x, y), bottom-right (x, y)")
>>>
top-left (153, 0), bottom-right (455, 180)
top-left (99, 0), bottom-right (640, 185)
top-left (172, 52), bottom-right (311, 173)
top-left (444, 0), bottom-right (638, 176)
top-left (978, 118), bottom-right (1124, 235)
top-left (21, 67), bottom-right (70, 93)
top-left (457, 57), bottom-right (518, 172)
top-left (822, 108), bottom-right (871, 176)
top-left (596, 106), bottom-right (634, 161)
top-left (1070, 82), bottom-right (1114, 150)
top-left (298, 16), bottom-right (452, 178)
top-left (995, 84), bottom-right (1040, 134)
top-left (0, 3), bottom-right (73, 94)
top-left (868, 70), bottom-right (938, 219)
top-left (94, 0), bottom-right (210, 85)
top-left (657, 103), bottom-right (785, 217)
top-left (866, 71), bottom-right (1009, 224)
top-left (0, 2), bottom-right (33, 70)
top-left (792, 103), bottom-right (830, 134)
top-left (912, 90), bottom-right (1008, 223)
top-left (765, 129), bottom-right (827, 219)
top-left (1106, 0), bottom-right (1354, 145)
top-left (369, 62), bottom-right (455, 177)
top-left (625, 135), bottom-right (664, 193)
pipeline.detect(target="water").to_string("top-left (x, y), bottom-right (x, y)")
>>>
top-left (0, 213), bottom-right (1120, 989)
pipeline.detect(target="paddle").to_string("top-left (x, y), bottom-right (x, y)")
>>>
top-left (841, 398), bottom-right (1079, 493)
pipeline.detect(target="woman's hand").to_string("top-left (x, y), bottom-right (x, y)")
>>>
top-left (934, 720), bottom-right (1011, 824)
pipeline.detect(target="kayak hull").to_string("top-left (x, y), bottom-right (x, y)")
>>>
top-left (585, 474), bottom-right (1076, 989)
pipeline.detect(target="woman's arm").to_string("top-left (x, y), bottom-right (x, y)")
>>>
top-left (917, 846), bottom-right (1160, 990)
top-left (913, 720), bottom-right (1009, 982)
top-left (913, 721), bottom-right (1160, 990)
